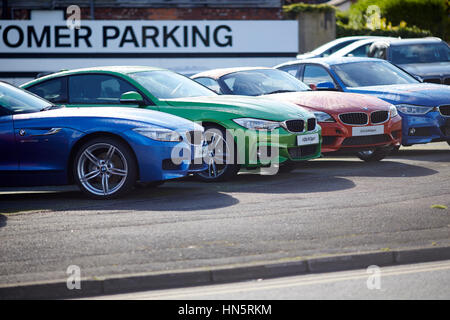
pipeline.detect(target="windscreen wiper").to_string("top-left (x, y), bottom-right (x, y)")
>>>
top-left (40, 104), bottom-right (64, 112)
top-left (265, 89), bottom-right (296, 95)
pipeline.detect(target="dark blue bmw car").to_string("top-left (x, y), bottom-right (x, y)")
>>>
top-left (276, 57), bottom-right (450, 148)
top-left (0, 81), bottom-right (205, 199)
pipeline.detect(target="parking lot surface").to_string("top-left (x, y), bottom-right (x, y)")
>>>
top-left (0, 142), bottom-right (449, 286)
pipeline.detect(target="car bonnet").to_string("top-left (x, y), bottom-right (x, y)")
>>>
top-left (163, 95), bottom-right (315, 121)
top-left (266, 91), bottom-right (392, 113)
top-left (350, 83), bottom-right (450, 106)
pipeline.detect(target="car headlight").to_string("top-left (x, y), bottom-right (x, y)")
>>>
top-left (395, 104), bottom-right (433, 115)
top-left (233, 118), bottom-right (281, 131)
top-left (133, 126), bottom-right (182, 142)
top-left (313, 111), bottom-right (335, 123)
top-left (389, 105), bottom-right (399, 118)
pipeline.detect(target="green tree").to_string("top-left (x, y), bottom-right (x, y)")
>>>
top-left (348, 0), bottom-right (447, 40)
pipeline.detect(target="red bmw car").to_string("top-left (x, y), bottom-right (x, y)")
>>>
top-left (192, 67), bottom-right (402, 161)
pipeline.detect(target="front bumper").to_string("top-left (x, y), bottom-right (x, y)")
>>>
top-left (320, 116), bottom-right (402, 153)
top-left (123, 130), bottom-right (206, 183)
top-left (399, 111), bottom-right (450, 146)
top-left (228, 125), bottom-right (322, 168)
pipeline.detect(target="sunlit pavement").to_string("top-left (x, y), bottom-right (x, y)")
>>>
top-left (91, 260), bottom-right (450, 300)
top-left (1, 142), bottom-right (449, 290)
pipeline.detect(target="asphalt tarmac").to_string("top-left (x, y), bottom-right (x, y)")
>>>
top-left (1, 142), bottom-right (449, 288)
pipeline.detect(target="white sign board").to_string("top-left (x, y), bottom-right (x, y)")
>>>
top-left (0, 19), bottom-right (298, 84)
top-left (0, 20), bottom-right (297, 54)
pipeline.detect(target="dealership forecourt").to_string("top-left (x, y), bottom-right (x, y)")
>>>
top-left (1, 142), bottom-right (450, 299)
top-left (0, 7), bottom-right (450, 299)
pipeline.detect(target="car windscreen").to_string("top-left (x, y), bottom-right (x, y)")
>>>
top-left (310, 39), bottom-right (358, 57)
top-left (331, 61), bottom-right (418, 87)
top-left (0, 82), bottom-right (51, 114)
top-left (220, 69), bottom-right (311, 96)
top-left (130, 70), bottom-right (217, 99)
top-left (390, 43), bottom-right (450, 64)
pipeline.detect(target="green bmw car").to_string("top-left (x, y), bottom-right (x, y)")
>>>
top-left (22, 66), bottom-right (322, 181)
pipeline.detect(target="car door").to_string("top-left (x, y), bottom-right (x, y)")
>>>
top-left (66, 74), bottom-right (140, 109)
top-left (0, 107), bottom-right (17, 172)
top-left (301, 64), bottom-right (338, 88)
top-left (2, 82), bottom-right (75, 186)
top-left (12, 113), bottom-right (76, 185)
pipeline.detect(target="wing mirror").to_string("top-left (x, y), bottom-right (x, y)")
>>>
top-left (316, 81), bottom-right (336, 90)
top-left (413, 75), bottom-right (423, 83)
top-left (120, 91), bottom-right (145, 106)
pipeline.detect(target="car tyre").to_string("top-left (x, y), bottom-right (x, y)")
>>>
top-left (74, 137), bottom-right (137, 199)
top-left (356, 147), bottom-right (392, 162)
top-left (194, 125), bottom-right (240, 182)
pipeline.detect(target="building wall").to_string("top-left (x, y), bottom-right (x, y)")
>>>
top-left (1, 7), bottom-right (283, 20)
top-left (77, 7), bottom-right (283, 20)
top-left (1, 0), bottom-right (284, 20)
top-left (297, 11), bottom-right (336, 53)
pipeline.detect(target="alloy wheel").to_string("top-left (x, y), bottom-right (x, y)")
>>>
top-left (196, 129), bottom-right (231, 180)
top-left (77, 143), bottom-right (128, 196)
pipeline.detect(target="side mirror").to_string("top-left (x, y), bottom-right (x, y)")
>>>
top-left (120, 91), bottom-right (145, 106)
top-left (414, 75), bottom-right (423, 83)
top-left (316, 81), bottom-right (336, 90)
top-left (308, 84), bottom-right (317, 91)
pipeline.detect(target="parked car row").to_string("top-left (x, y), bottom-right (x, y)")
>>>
top-left (1, 37), bottom-right (448, 199)
top-left (298, 36), bottom-right (450, 85)
top-left (275, 57), bottom-right (450, 148)
top-left (21, 67), bottom-right (322, 183)
top-left (1, 67), bottom-right (323, 198)
top-left (192, 67), bottom-right (401, 161)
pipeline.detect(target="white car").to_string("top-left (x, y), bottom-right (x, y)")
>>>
top-left (330, 37), bottom-right (397, 58)
top-left (296, 36), bottom-right (391, 59)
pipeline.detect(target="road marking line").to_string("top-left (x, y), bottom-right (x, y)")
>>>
top-left (96, 260), bottom-right (450, 300)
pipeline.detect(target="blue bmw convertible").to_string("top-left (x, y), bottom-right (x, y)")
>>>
top-left (0, 81), bottom-right (205, 199)
top-left (276, 57), bottom-right (450, 148)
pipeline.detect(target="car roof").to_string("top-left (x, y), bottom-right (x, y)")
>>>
top-left (330, 37), bottom-right (398, 57)
top-left (27, 66), bottom-right (167, 83)
top-left (372, 37), bottom-right (444, 46)
top-left (307, 36), bottom-right (383, 52)
top-left (275, 56), bottom-right (386, 68)
top-left (192, 67), bottom-right (272, 80)
top-left (325, 36), bottom-right (376, 42)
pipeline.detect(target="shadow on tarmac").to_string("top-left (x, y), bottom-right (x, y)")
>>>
top-left (0, 156), bottom-right (440, 215)
top-left (390, 148), bottom-right (450, 162)
top-left (0, 214), bottom-right (6, 229)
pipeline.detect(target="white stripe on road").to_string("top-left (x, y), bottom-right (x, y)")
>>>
top-left (91, 259), bottom-right (450, 300)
